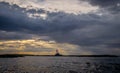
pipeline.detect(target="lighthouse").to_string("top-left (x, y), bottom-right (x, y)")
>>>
top-left (55, 49), bottom-right (62, 56)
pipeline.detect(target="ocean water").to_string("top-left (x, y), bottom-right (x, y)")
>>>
top-left (0, 56), bottom-right (120, 73)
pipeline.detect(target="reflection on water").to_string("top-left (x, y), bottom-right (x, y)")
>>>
top-left (0, 56), bottom-right (120, 73)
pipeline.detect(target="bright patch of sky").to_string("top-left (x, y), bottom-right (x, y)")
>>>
top-left (0, 39), bottom-right (84, 55)
top-left (0, 0), bottom-right (99, 19)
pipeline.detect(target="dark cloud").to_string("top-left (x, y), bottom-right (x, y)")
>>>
top-left (0, 1), bottom-right (120, 54)
top-left (87, 0), bottom-right (120, 13)
top-left (0, 30), bottom-right (34, 40)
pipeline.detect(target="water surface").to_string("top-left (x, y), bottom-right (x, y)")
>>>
top-left (0, 56), bottom-right (120, 73)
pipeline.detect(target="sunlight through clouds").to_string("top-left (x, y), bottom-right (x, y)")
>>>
top-left (0, 0), bottom-right (120, 55)
top-left (0, 0), bottom-right (99, 15)
top-left (0, 39), bottom-right (80, 55)
top-left (27, 13), bottom-right (47, 19)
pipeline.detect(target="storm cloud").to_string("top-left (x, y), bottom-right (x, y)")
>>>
top-left (0, 0), bottom-right (120, 55)
top-left (87, 0), bottom-right (120, 13)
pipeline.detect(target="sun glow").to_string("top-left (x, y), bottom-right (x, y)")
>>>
top-left (0, 39), bottom-right (79, 55)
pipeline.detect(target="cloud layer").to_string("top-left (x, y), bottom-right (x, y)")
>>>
top-left (0, 39), bottom-right (82, 55)
top-left (0, 0), bottom-right (120, 55)
top-left (0, 0), bottom-right (98, 14)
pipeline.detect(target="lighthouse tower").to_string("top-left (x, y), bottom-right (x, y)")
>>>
top-left (56, 49), bottom-right (59, 54)
top-left (55, 49), bottom-right (62, 56)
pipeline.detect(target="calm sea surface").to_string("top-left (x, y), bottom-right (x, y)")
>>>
top-left (0, 56), bottom-right (120, 73)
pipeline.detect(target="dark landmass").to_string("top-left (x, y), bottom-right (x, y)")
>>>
top-left (0, 54), bottom-right (25, 58)
top-left (0, 54), bottom-right (119, 58)
top-left (66, 55), bottom-right (119, 57)
top-left (54, 53), bottom-right (62, 56)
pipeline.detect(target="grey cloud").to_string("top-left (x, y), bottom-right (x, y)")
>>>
top-left (0, 1), bottom-right (120, 54)
top-left (0, 31), bottom-right (34, 40)
top-left (87, 0), bottom-right (120, 13)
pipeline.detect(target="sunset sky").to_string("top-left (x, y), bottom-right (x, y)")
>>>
top-left (0, 0), bottom-right (120, 55)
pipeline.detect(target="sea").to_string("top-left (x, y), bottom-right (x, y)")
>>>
top-left (0, 56), bottom-right (120, 73)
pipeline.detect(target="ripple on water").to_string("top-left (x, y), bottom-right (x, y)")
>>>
top-left (0, 57), bottom-right (120, 73)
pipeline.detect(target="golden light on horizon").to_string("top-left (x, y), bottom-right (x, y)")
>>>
top-left (0, 39), bottom-right (79, 55)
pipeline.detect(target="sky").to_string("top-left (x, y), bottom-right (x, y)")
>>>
top-left (0, 0), bottom-right (120, 55)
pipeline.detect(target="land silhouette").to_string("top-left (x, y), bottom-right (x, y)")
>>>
top-left (0, 49), bottom-right (119, 58)
top-left (0, 54), bottom-right (118, 58)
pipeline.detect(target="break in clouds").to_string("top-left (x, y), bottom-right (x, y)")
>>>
top-left (0, 0), bottom-right (120, 55)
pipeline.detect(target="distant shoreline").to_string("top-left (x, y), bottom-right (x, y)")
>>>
top-left (0, 54), bottom-right (119, 58)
